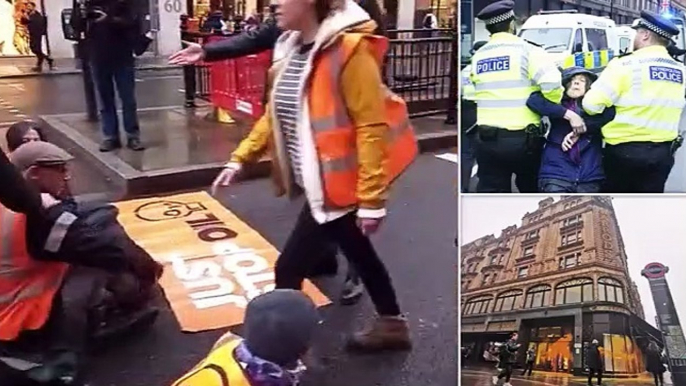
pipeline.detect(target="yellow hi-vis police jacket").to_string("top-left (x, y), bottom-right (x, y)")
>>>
top-left (469, 32), bottom-right (564, 131)
top-left (172, 333), bottom-right (251, 386)
top-left (461, 65), bottom-right (475, 101)
top-left (583, 45), bottom-right (686, 146)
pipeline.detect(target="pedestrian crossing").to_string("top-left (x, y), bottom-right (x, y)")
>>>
top-left (435, 152), bottom-right (458, 164)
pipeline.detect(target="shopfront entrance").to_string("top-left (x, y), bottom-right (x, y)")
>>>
top-left (522, 317), bottom-right (576, 373)
top-left (0, 0), bottom-right (48, 57)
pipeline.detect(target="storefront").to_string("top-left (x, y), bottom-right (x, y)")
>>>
top-left (0, 0), bottom-right (48, 57)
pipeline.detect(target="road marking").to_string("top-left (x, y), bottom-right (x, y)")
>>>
top-left (472, 164), bottom-right (478, 177)
top-left (8, 109), bottom-right (19, 113)
top-left (435, 152), bottom-right (458, 163)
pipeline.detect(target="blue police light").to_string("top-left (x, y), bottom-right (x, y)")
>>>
top-left (662, 10), bottom-right (673, 18)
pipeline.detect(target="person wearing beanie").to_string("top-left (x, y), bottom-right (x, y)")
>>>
top-left (172, 290), bottom-right (320, 386)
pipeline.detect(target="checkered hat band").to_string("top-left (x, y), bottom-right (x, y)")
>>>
top-left (485, 10), bottom-right (515, 25)
top-left (642, 20), bottom-right (671, 38)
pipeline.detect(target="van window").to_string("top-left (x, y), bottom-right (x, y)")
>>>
top-left (519, 28), bottom-right (573, 53)
top-left (572, 29), bottom-right (584, 53)
top-left (586, 28), bottom-right (608, 51)
top-left (619, 37), bottom-right (631, 54)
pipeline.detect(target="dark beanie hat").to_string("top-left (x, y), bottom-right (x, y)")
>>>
top-left (243, 290), bottom-right (320, 366)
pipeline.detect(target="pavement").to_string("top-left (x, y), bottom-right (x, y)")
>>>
top-left (65, 151), bottom-right (457, 386)
top-left (460, 368), bottom-right (669, 386)
top-left (0, 56), bottom-right (177, 79)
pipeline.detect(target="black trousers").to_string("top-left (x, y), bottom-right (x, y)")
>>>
top-left (29, 36), bottom-right (51, 68)
top-left (475, 129), bottom-right (542, 193)
top-left (603, 141), bottom-right (674, 193)
top-left (497, 364), bottom-right (513, 382)
top-left (275, 204), bottom-right (401, 316)
top-left (588, 369), bottom-right (603, 385)
top-left (652, 371), bottom-right (664, 386)
top-left (522, 361), bottom-right (534, 375)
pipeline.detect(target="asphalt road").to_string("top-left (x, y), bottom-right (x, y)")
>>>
top-left (460, 368), bottom-right (666, 386)
top-left (76, 153), bottom-right (458, 386)
top-left (0, 69), bottom-right (185, 125)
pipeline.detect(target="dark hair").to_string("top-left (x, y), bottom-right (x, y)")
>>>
top-left (6, 121), bottom-right (45, 152)
top-left (314, 0), bottom-right (386, 36)
top-left (485, 19), bottom-right (512, 35)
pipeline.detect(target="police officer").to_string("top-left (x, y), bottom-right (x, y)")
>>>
top-left (469, 0), bottom-right (564, 193)
top-left (583, 11), bottom-right (686, 193)
top-left (461, 41), bottom-right (486, 193)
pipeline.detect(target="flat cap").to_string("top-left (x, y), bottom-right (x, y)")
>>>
top-left (10, 141), bottom-right (74, 171)
top-left (477, 0), bottom-right (515, 26)
top-left (632, 11), bottom-right (680, 39)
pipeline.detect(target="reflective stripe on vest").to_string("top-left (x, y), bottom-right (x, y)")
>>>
top-left (470, 39), bottom-right (542, 130)
top-left (0, 205), bottom-right (68, 341)
top-left (308, 33), bottom-right (418, 208)
top-left (592, 55), bottom-right (685, 145)
top-left (172, 337), bottom-right (250, 386)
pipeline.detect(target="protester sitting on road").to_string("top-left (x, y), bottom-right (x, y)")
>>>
top-left (5, 120), bottom-right (46, 152)
top-left (0, 141), bottom-right (163, 385)
top-left (172, 289), bottom-right (318, 386)
top-left (209, 0), bottom-right (416, 352)
top-left (170, 0), bottom-right (390, 307)
top-left (526, 67), bottom-right (616, 193)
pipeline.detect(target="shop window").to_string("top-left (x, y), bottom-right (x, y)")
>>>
top-left (561, 230), bottom-right (582, 246)
top-left (523, 246), bottom-right (534, 257)
top-left (562, 214), bottom-right (582, 227)
top-left (494, 290), bottom-right (523, 312)
top-left (554, 278), bottom-right (593, 305)
top-left (463, 296), bottom-right (493, 315)
top-left (518, 266), bottom-right (529, 278)
top-left (598, 277), bottom-right (624, 304)
top-left (524, 285), bottom-right (552, 308)
top-left (603, 334), bottom-right (641, 373)
top-left (559, 252), bottom-right (581, 269)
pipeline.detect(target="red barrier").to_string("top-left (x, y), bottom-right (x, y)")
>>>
top-left (205, 36), bottom-right (271, 120)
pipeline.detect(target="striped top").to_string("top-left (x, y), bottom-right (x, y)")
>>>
top-left (273, 44), bottom-right (314, 187)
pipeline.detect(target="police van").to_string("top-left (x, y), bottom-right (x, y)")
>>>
top-left (518, 10), bottom-right (619, 72)
top-left (613, 25), bottom-right (636, 55)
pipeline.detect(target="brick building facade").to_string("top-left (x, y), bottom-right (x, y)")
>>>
top-left (460, 196), bottom-right (662, 375)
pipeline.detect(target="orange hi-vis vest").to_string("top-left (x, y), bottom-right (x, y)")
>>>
top-left (172, 336), bottom-right (251, 386)
top-left (308, 32), bottom-right (418, 209)
top-left (0, 205), bottom-right (69, 341)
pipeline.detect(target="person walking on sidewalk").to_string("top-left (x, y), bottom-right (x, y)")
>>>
top-left (521, 347), bottom-right (535, 376)
top-left (586, 339), bottom-right (604, 386)
top-left (21, 1), bottom-right (54, 72)
top-left (210, 0), bottom-right (417, 351)
top-left (493, 332), bottom-right (521, 386)
top-left (646, 341), bottom-right (667, 386)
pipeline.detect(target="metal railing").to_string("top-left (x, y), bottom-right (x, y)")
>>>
top-left (180, 21), bottom-right (458, 123)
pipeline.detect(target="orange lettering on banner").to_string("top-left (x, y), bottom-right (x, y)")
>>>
top-left (115, 191), bottom-right (331, 332)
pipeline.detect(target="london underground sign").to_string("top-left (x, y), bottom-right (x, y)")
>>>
top-left (642, 262), bottom-right (669, 279)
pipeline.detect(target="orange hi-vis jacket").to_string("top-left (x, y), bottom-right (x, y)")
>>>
top-left (172, 335), bottom-right (251, 386)
top-left (231, 20), bottom-right (418, 212)
top-left (0, 204), bottom-right (69, 341)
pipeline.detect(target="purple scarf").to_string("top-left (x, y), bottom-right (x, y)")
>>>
top-left (234, 341), bottom-right (305, 386)
top-left (561, 98), bottom-right (582, 164)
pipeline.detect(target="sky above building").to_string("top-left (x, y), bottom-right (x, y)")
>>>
top-left (460, 195), bottom-right (686, 328)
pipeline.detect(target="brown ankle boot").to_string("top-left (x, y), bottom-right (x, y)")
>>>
top-left (346, 315), bottom-right (412, 352)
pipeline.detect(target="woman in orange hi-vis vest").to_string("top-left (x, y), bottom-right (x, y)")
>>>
top-left (211, 0), bottom-right (417, 352)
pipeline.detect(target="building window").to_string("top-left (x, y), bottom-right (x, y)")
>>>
top-left (559, 252), bottom-right (581, 269)
top-left (523, 246), bottom-right (534, 256)
top-left (562, 214), bottom-right (582, 227)
top-left (525, 229), bottom-right (539, 240)
top-left (494, 290), bottom-right (523, 312)
top-left (463, 296), bottom-right (492, 315)
top-left (490, 255), bottom-right (498, 265)
top-left (554, 278), bottom-right (593, 305)
top-left (524, 285), bottom-right (551, 308)
top-left (464, 280), bottom-right (472, 290)
top-left (483, 274), bottom-right (490, 285)
top-left (561, 230), bottom-right (582, 246)
top-left (598, 277), bottom-right (625, 304)
top-left (518, 266), bottom-right (529, 278)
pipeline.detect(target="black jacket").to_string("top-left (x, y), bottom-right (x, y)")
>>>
top-left (586, 344), bottom-right (602, 371)
top-left (203, 17), bottom-right (282, 62)
top-left (498, 339), bottom-right (521, 365)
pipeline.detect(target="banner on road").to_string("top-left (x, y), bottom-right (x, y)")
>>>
top-left (115, 191), bottom-right (331, 332)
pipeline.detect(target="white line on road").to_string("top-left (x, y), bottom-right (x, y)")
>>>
top-left (435, 153), bottom-right (458, 163)
top-left (472, 164), bottom-right (478, 177)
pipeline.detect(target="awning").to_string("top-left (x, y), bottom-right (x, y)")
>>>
top-left (630, 314), bottom-right (664, 348)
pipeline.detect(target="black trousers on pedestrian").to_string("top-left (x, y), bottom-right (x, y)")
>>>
top-left (275, 204), bottom-right (401, 316)
top-left (588, 369), bottom-right (603, 385)
top-left (652, 371), bottom-right (664, 386)
top-left (603, 141), bottom-right (674, 193)
top-left (29, 35), bottom-right (51, 68)
top-left (522, 361), bottom-right (534, 375)
top-left (497, 364), bottom-right (513, 382)
top-left (475, 128), bottom-right (542, 193)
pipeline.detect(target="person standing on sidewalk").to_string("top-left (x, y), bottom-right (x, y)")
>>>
top-left (210, 0), bottom-right (417, 351)
top-left (493, 332), bottom-right (521, 386)
top-left (21, 1), bottom-right (54, 72)
top-left (70, 0), bottom-right (145, 152)
top-left (586, 339), bottom-right (603, 386)
top-left (646, 341), bottom-right (667, 386)
top-left (521, 347), bottom-right (535, 376)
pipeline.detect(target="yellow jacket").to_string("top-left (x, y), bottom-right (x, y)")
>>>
top-left (229, 19), bottom-right (388, 215)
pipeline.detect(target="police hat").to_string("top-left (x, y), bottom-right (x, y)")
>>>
top-left (477, 0), bottom-right (515, 26)
top-left (562, 66), bottom-right (598, 85)
top-left (631, 11), bottom-right (680, 39)
top-left (9, 141), bottom-right (74, 171)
